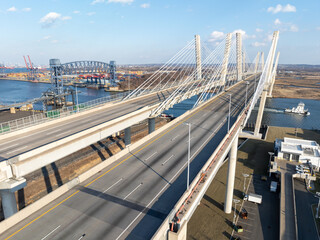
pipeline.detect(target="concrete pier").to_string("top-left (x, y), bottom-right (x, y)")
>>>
top-left (148, 117), bottom-right (155, 134)
top-left (0, 177), bottom-right (26, 218)
top-left (124, 127), bottom-right (131, 146)
top-left (224, 136), bottom-right (239, 214)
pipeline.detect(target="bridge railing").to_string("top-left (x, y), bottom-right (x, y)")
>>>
top-left (0, 92), bottom-right (130, 136)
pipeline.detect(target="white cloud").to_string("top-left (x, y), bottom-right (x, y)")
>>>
top-left (274, 18), bottom-right (281, 25)
top-left (141, 3), bottom-right (150, 8)
top-left (73, 10), bottom-right (80, 14)
top-left (256, 28), bottom-right (263, 33)
top-left (317, 27), bottom-right (320, 31)
top-left (51, 40), bottom-right (58, 44)
top-left (108, 0), bottom-right (134, 4)
top-left (233, 29), bottom-right (250, 39)
top-left (40, 12), bottom-right (71, 27)
top-left (7, 6), bottom-right (17, 12)
top-left (290, 24), bottom-right (299, 32)
top-left (22, 8), bottom-right (31, 12)
top-left (91, 0), bottom-right (105, 5)
top-left (87, 12), bottom-right (96, 16)
top-left (252, 42), bottom-right (266, 47)
top-left (267, 34), bottom-right (273, 42)
top-left (208, 31), bottom-right (225, 42)
top-left (61, 16), bottom-right (72, 21)
top-left (267, 4), bottom-right (296, 14)
top-left (43, 35), bottom-right (52, 40)
top-left (208, 29), bottom-right (254, 42)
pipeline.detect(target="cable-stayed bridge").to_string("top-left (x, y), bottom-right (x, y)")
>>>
top-left (0, 31), bottom-right (280, 240)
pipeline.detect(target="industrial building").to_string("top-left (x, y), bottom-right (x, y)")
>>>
top-left (274, 137), bottom-right (320, 169)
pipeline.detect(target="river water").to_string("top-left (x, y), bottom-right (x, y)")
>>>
top-left (0, 79), bottom-right (319, 130)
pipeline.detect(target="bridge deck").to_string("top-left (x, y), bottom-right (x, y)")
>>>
top-left (1, 80), bottom-right (255, 240)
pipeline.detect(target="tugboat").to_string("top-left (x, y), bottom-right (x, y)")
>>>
top-left (285, 102), bottom-right (310, 115)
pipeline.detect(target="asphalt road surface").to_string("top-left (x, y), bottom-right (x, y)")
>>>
top-left (295, 178), bottom-right (319, 240)
top-left (2, 80), bottom-right (255, 240)
top-left (0, 90), bottom-right (173, 161)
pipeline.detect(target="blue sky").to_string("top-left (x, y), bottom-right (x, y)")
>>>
top-left (0, 0), bottom-right (319, 66)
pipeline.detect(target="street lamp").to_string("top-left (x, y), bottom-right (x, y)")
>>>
top-left (316, 192), bottom-right (320, 218)
top-left (228, 94), bottom-right (232, 133)
top-left (245, 81), bottom-right (249, 109)
top-left (184, 122), bottom-right (191, 190)
top-left (75, 86), bottom-right (79, 113)
top-left (233, 199), bottom-right (240, 226)
top-left (242, 173), bottom-right (249, 196)
top-left (268, 152), bottom-right (274, 177)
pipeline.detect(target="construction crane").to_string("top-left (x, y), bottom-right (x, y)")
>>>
top-left (23, 55), bottom-right (38, 81)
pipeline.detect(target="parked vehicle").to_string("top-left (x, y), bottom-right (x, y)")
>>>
top-left (245, 193), bottom-right (262, 204)
top-left (270, 181), bottom-right (277, 192)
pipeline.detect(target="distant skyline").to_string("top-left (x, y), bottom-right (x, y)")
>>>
top-left (0, 0), bottom-right (319, 66)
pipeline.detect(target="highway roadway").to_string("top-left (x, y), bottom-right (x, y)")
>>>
top-left (0, 90), bottom-right (174, 162)
top-left (2, 80), bottom-right (255, 240)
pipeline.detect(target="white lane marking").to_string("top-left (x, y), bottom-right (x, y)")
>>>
top-left (45, 129), bottom-right (61, 135)
top-left (117, 97), bottom-right (233, 239)
top-left (56, 130), bottom-right (71, 137)
top-left (202, 124), bottom-right (207, 128)
top-left (40, 225), bottom-right (61, 240)
top-left (145, 152), bottom-right (157, 162)
top-left (77, 234), bottom-right (86, 240)
top-left (103, 178), bottom-right (123, 193)
top-left (171, 135), bottom-right (179, 141)
top-left (6, 146), bottom-right (28, 155)
top-left (123, 183), bottom-right (143, 200)
top-left (162, 155), bottom-right (174, 166)
top-left (187, 137), bottom-right (194, 143)
top-left (115, 154), bottom-right (191, 240)
top-left (0, 143), bottom-right (18, 151)
top-left (203, 112), bottom-right (208, 116)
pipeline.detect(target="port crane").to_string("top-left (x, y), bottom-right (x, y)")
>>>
top-left (23, 55), bottom-right (38, 81)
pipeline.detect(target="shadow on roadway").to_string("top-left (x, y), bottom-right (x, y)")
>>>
top-left (79, 186), bottom-right (167, 220)
top-left (129, 152), bottom-right (171, 185)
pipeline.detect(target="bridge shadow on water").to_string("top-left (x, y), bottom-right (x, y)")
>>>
top-left (125, 120), bottom-right (236, 240)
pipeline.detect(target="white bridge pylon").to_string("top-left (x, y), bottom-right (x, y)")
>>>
top-left (124, 32), bottom-right (264, 117)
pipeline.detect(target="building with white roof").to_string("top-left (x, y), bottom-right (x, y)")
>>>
top-left (274, 137), bottom-right (320, 168)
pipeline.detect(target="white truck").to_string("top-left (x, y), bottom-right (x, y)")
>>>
top-left (246, 193), bottom-right (262, 204)
top-left (270, 181), bottom-right (277, 192)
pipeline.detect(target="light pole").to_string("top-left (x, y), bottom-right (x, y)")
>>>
top-left (75, 86), bottom-right (79, 113)
top-left (233, 199), bottom-right (240, 226)
top-left (245, 81), bottom-right (249, 109)
top-left (316, 192), bottom-right (320, 218)
top-left (242, 173), bottom-right (249, 196)
top-left (268, 152), bottom-right (274, 177)
top-left (184, 122), bottom-right (191, 190)
top-left (228, 94), bottom-right (232, 132)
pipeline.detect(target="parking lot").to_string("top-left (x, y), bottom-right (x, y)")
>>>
top-left (232, 174), bottom-right (280, 240)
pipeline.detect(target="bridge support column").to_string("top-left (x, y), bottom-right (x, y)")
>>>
top-left (148, 118), bottom-right (155, 134)
top-left (220, 33), bottom-right (232, 87)
top-left (267, 52), bottom-right (280, 98)
top-left (195, 35), bottom-right (202, 80)
top-left (236, 33), bottom-right (242, 81)
top-left (254, 90), bottom-right (267, 136)
top-left (254, 52), bottom-right (261, 73)
top-left (224, 136), bottom-right (239, 214)
top-left (124, 127), bottom-right (131, 146)
top-left (0, 177), bottom-right (26, 219)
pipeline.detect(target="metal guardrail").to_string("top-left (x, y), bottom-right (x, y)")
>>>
top-left (0, 92), bottom-right (131, 136)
